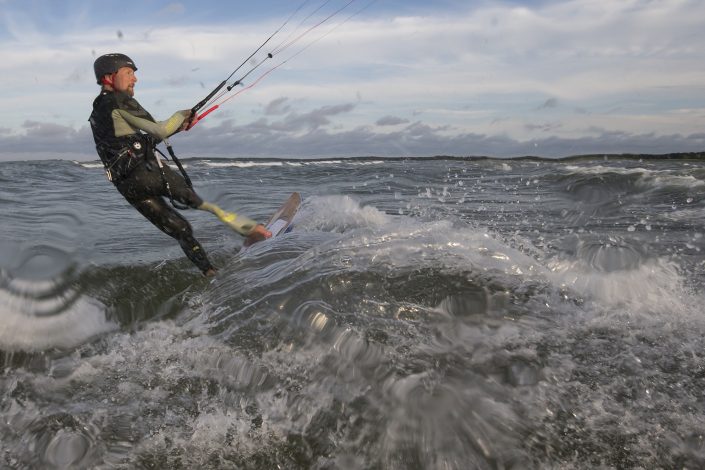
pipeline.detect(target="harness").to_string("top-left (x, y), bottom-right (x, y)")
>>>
top-left (153, 139), bottom-right (192, 210)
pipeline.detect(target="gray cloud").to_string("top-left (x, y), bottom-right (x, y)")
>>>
top-left (165, 75), bottom-right (190, 87)
top-left (264, 97), bottom-right (291, 116)
top-left (536, 98), bottom-right (559, 110)
top-left (525, 122), bottom-right (563, 132)
top-left (0, 121), bottom-right (94, 159)
top-left (2, 107), bottom-right (704, 162)
top-left (273, 103), bottom-right (356, 133)
top-left (376, 116), bottom-right (410, 126)
top-left (170, 118), bottom-right (705, 158)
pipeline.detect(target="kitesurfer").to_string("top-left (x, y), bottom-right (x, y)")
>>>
top-left (88, 53), bottom-right (271, 277)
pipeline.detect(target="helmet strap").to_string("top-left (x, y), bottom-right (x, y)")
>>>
top-left (101, 74), bottom-right (115, 87)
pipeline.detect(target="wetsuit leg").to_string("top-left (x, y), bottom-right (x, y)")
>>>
top-left (119, 163), bottom-right (203, 208)
top-left (129, 196), bottom-right (214, 274)
top-left (157, 164), bottom-right (204, 208)
top-left (128, 162), bottom-right (258, 236)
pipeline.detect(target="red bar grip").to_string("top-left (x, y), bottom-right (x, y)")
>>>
top-left (187, 105), bottom-right (219, 130)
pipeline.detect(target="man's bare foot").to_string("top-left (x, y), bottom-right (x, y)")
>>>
top-left (203, 268), bottom-right (217, 277)
top-left (243, 224), bottom-right (272, 248)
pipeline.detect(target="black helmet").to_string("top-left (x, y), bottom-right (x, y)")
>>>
top-left (93, 53), bottom-right (137, 84)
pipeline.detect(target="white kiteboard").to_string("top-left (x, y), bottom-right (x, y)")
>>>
top-left (241, 192), bottom-right (301, 251)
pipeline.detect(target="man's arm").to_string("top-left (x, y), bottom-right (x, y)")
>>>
top-left (113, 109), bottom-right (191, 140)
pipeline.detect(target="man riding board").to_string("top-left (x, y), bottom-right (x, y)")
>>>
top-left (89, 53), bottom-right (270, 276)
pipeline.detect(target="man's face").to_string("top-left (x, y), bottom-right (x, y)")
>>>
top-left (112, 66), bottom-right (137, 96)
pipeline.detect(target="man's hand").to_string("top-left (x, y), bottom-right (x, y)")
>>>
top-left (178, 110), bottom-right (196, 132)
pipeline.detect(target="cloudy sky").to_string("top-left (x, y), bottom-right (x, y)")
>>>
top-left (1, 0), bottom-right (704, 161)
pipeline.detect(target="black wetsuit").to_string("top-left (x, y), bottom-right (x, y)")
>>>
top-left (89, 90), bottom-right (214, 273)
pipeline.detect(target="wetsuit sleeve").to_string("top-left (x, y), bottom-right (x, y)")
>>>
top-left (198, 201), bottom-right (260, 236)
top-left (113, 109), bottom-right (189, 140)
top-left (227, 213), bottom-right (259, 236)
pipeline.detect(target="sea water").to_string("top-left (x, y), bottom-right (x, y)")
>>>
top-left (0, 156), bottom-right (703, 468)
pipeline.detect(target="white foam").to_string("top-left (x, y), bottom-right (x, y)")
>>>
top-left (72, 161), bottom-right (104, 169)
top-left (203, 161), bottom-right (284, 168)
top-left (201, 159), bottom-right (385, 169)
top-left (293, 199), bottom-right (549, 293)
top-left (295, 197), bottom-right (700, 324)
top-left (0, 292), bottom-right (115, 352)
top-left (564, 164), bottom-right (705, 190)
top-left (296, 195), bottom-right (391, 233)
top-left (637, 174), bottom-right (705, 190)
top-left (563, 164), bottom-right (646, 176)
top-left (547, 256), bottom-right (693, 318)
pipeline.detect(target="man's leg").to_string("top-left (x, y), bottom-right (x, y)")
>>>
top-left (157, 165), bottom-right (258, 236)
top-left (130, 196), bottom-right (215, 275)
